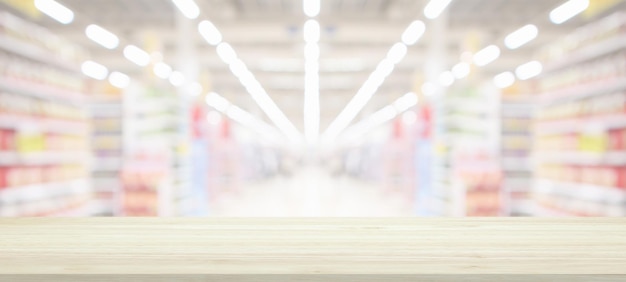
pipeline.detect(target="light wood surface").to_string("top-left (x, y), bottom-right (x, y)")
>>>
top-left (0, 218), bottom-right (625, 281)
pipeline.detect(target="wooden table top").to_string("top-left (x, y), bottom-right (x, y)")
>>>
top-left (0, 218), bottom-right (625, 281)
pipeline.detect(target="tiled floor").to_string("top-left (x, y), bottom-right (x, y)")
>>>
top-left (210, 167), bottom-right (414, 217)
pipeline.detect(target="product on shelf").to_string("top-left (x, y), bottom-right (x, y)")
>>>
top-left (0, 11), bottom-right (91, 217)
top-left (0, 12), bottom-right (86, 66)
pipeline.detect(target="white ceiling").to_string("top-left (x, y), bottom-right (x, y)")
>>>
top-left (4, 0), bottom-right (617, 133)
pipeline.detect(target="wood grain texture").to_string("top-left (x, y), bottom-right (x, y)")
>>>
top-left (0, 218), bottom-right (625, 281)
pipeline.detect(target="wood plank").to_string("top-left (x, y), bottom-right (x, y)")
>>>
top-left (0, 218), bottom-right (625, 281)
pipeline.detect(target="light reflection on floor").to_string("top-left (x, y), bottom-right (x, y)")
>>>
top-left (210, 167), bottom-right (413, 217)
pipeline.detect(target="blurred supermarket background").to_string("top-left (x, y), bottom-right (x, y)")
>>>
top-left (1, 0), bottom-right (625, 217)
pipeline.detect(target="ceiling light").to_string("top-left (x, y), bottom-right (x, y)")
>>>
top-left (421, 82), bottom-right (436, 96)
top-left (451, 62), bottom-right (470, 79)
top-left (393, 92), bottom-right (418, 112)
top-left (34, 0), bottom-right (74, 24)
top-left (386, 43), bottom-right (407, 64)
top-left (85, 24), bottom-right (119, 49)
top-left (169, 71), bottom-right (185, 86)
top-left (108, 72), bottom-right (130, 89)
top-left (401, 20), bottom-right (426, 45)
top-left (216, 42), bottom-right (238, 64)
top-left (303, 19), bottom-right (320, 43)
top-left (375, 59), bottom-right (395, 78)
top-left (153, 62), bottom-right (172, 79)
top-left (198, 20), bottom-right (222, 46)
top-left (473, 45), bottom-right (500, 67)
top-left (187, 82), bottom-right (203, 96)
top-left (438, 71), bottom-right (454, 87)
top-left (81, 61), bottom-right (108, 80)
top-left (305, 43), bottom-right (320, 61)
top-left (550, 0), bottom-right (589, 24)
top-left (171, 0), bottom-right (200, 19)
top-left (423, 0), bottom-right (452, 19)
top-left (303, 0), bottom-right (320, 17)
top-left (504, 24), bottom-right (538, 49)
top-left (205, 92), bottom-right (231, 112)
top-left (493, 71), bottom-right (515, 88)
top-left (123, 45), bottom-right (151, 67)
top-left (515, 61), bottom-right (543, 80)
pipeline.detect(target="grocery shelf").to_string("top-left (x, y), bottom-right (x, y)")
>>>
top-left (0, 178), bottom-right (90, 204)
top-left (0, 34), bottom-right (79, 73)
top-left (0, 152), bottom-right (90, 165)
top-left (502, 157), bottom-right (532, 171)
top-left (0, 77), bottom-right (85, 106)
top-left (534, 114), bottom-right (626, 135)
top-left (48, 201), bottom-right (97, 217)
top-left (0, 114), bottom-right (89, 135)
top-left (543, 34), bottom-right (626, 74)
top-left (539, 77), bottom-right (626, 106)
top-left (534, 179), bottom-right (626, 204)
top-left (531, 202), bottom-right (581, 217)
top-left (534, 151), bottom-right (626, 165)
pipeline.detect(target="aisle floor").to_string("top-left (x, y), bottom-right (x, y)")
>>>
top-left (210, 168), bottom-right (414, 217)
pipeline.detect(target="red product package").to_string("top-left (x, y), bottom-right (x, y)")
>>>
top-left (0, 168), bottom-right (6, 189)
top-left (618, 167), bottom-right (626, 190)
top-left (609, 129), bottom-right (624, 151)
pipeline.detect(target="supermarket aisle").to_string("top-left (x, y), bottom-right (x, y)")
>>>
top-left (211, 167), bottom-right (413, 217)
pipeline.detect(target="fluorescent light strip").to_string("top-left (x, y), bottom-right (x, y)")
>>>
top-left (153, 62), bottom-right (173, 79)
top-left (493, 71), bottom-right (515, 88)
top-left (423, 0), bottom-right (453, 19)
top-left (198, 20), bottom-right (222, 46)
top-left (323, 17), bottom-right (426, 143)
top-left (123, 45), bottom-right (151, 67)
top-left (205, 92), bottom-right (281, 142)
top-left (504, 24), bottom-right (538, 49)
top-left (171, 0), bottom-right (200, 19)
top-left (401, 20), bottom-right (426, 45)
top-left (169, 71), bottom-right (185, 86)
top-left (515, 61), bottom-right (543, 80)
top-left (438, 71), bottom-right (454, 87)
top-left (224, 51), bottom-right (301, 143)
top-left (451, 62), bottom-right (470, 79)
top-left (550, 0), bottom-right (589, 24)
top-left (81, 60), bottom-right (108, 80)
top-left (322, 42), bottom-right (408, 143)
top-left (473, 45), bottom-right (500, 67)
top-left (216, 42), bottom-right (238, 64)
top-left (199, 19), bottom-right (301, 143)
top-left (108, 71), bottom-right (130, 89)
top-left (303, 0), bottom-right (320, 17)
top-left (85, 24), bottom-right (119, 49)
top-left (34, 0), bottom-right (74, 24)
top-left (304, 19), bottom-right (321, 144)
top-left (340, 92), bottom-right (418, 142)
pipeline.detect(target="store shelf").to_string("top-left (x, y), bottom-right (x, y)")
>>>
top-left (543, 34), bottom-right (626, 74)
top-left (531, 202), bottom-right (582, 217)
top-left (0, 179), bottom-right (90, 204)
top-left (539, 77), bottom-right (626, 105)
top-left (0, 114), bottom-right (89, 135)
top-left (534, 179), bottom-right (626, 205)
top-left (0, 34), bottom-right (79, 73)
top-left (0, 152), bottom-right (90, 165)
top-left (535, 114), bottom-right (626, 135)
top-left (92, 156), bottom-right (123, 171)
top-left (0, 77), bottom-right (85, 105)
top-left (534, 151), bottom-right (626, 165)
top-left (502, 157), bottom-right (532, 171)
top-left (49, 201), bottom-right (96, 217)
